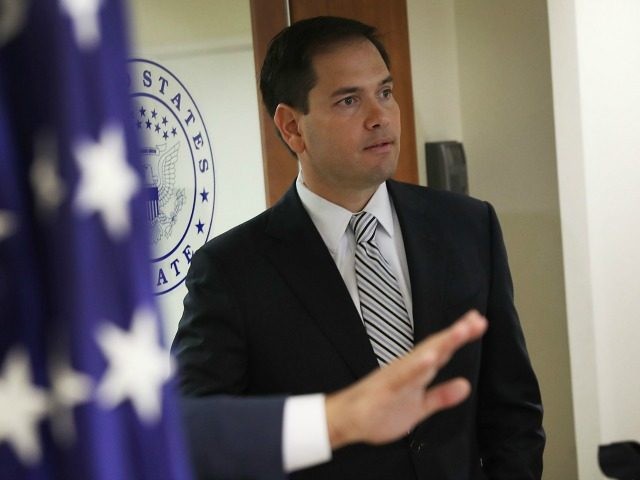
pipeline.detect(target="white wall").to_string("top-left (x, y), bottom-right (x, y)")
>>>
top-left (407, 1), bottom-right (577, 478)
top-left (548, 0), bottom-right (640, 477)
top-left (128, 0), bottom-right (266, 340)
top-left (453, 3), bottom-right (576, 479)
top-left (407, 0), bottom-right (463, 185)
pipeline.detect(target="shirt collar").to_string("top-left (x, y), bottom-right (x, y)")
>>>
top-left (296, 173), bottom-right (395, 255)
top-left (361, 181), bottom-right (394, 238)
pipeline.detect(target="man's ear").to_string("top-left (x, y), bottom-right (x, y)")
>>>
top-left (273, 104), bottom-right (305, 154)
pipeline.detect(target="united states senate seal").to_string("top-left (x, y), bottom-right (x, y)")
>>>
top-left (128, 59), bottom-right (215, 295)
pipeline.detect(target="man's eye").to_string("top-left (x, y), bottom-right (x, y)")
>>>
top-left (382, 88), bottom-right (393, 99)
top-left (340, 96), bottom-right (356, 106)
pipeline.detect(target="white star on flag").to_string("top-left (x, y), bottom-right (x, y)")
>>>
top-left (0, 347), bottom-right (49, 466)
top-left (0, 210), bottom-right (17, 241)
top-left (95, 307), bottom-right (173, 424)
top-left (49, 356), bottom-right (93, 446)
top-left (31, 132), bottom-right (66, 216)
top-left (73, 124), bottom-right (139, 240)
top-left (59, 0), bottom-right (103, 49)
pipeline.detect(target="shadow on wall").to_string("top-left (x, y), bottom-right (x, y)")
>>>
top-left (499, 211), bottom-right (577, 480)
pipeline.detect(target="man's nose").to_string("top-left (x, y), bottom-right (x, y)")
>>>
top-left (364, 101), bottom-right (389, 130)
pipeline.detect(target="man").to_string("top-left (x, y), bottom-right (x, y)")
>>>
top-left (174, 16), bottom-right (545, 479)
top-left (181, 313), bottom-right (487, 479)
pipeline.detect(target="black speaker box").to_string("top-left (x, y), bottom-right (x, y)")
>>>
top-left (425, 141), bottom-right (468, 195)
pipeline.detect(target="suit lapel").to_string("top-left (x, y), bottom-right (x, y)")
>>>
top-left (264, 185), bottom-right (379, 379)
top-left (387, 181), bottom-right (450, 343)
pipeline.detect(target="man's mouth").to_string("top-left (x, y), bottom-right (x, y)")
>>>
top-left (364, 139), bottom-right (394, 151)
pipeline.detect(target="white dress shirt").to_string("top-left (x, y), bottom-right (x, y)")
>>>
top-left (282, 174), bottom-right (413, 472)
top-left (296, 175), bottom-right (413, 321)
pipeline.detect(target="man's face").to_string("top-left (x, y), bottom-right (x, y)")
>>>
top-left (294, 39), bottom-right (401, 206)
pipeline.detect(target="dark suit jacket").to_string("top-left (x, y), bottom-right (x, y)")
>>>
top-left (173, 180), bottom-right (545, 480)
top-left (180, 395), bottom-right (286, 480)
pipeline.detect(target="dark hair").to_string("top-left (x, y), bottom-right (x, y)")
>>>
top-left (259, 16), bottom-right (390, 118)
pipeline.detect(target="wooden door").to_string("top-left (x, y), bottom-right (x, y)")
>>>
top-left (250, 0), bottom-right (418, 205)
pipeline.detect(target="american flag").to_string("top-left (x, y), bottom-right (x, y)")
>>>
top-left (0, 0), bottom-right (193, 478)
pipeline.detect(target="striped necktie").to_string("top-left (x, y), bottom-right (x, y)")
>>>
top-left (350, 211), bottom-right (413, 365)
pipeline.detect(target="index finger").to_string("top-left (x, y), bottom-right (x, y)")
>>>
top-left (381, 311), bottom-right (487, 391)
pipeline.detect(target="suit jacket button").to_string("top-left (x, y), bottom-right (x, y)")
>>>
top-left (413, 441), bottom-right (425, 453)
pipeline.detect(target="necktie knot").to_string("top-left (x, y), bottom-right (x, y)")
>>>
top-left (350, 211), bottom-right (377, 244)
